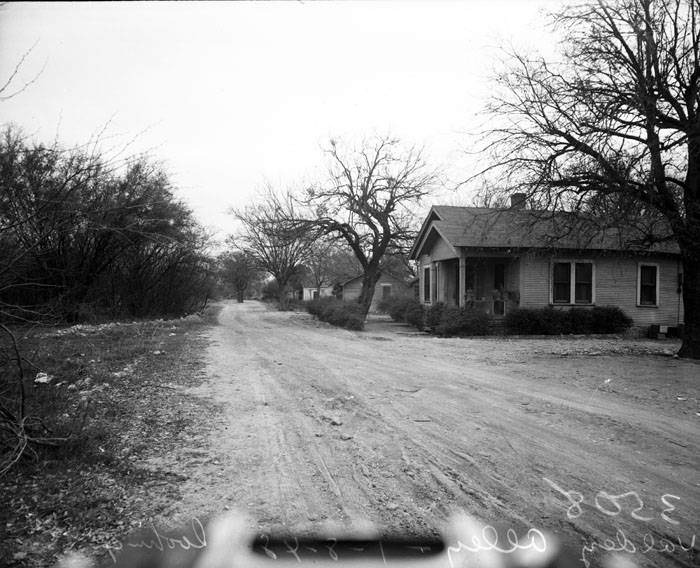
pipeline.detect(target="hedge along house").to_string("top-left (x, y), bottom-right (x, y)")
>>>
top-left (409, 198), bottom-right (684, 331)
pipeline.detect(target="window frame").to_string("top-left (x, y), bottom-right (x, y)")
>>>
top-left (381, 283), bottom-right (392, 300)
top-left (637, 262), bottom-right (660, 307)
top-left (549, 259), bottom-right (596, 306)
top-left (552, 261), bottom-right (572, 304)
top-left (423, 266), bottom-right (431, 303)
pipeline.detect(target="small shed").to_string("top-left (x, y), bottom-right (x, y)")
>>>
top-left (338, 272), bottom-right (413, 312)
top-left (302, 286), bottom-right (333, 301)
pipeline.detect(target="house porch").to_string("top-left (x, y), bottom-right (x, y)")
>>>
top-left (424, 256), bottom-right (519, 316)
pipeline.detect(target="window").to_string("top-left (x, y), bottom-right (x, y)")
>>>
top-left (552, 261), bottom-right (594, 305)
top-left (381, 283), bottom-right (392, 299)
top-left (423, 267), bottom-right (431, 302)
top-left (575, 262), bottom-right (593, 304)
top-left (638, 264), bottom-right (658, 306)
top-left (552, 262), bottom-right (571, 303)
top-left (312, 289), bottom-right (319, 300)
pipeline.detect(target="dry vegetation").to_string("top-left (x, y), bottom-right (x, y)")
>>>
top-left (0, 307), bottom-right (221, 567)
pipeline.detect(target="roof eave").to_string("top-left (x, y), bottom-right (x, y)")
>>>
top-left (409, 206), bottom-right (443, 260)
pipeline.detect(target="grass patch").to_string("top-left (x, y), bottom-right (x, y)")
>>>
top-left (0, 305), bottom-right (222, 567)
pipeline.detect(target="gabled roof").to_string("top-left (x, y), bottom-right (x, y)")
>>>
top-left (409, 205), bottom-right (679, 259)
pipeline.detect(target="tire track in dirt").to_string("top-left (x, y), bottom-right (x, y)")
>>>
top-left (169, 302), bottom-right (698, 568)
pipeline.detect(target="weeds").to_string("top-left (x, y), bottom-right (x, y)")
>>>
top-left (0, 306), bottom-right (221, 567)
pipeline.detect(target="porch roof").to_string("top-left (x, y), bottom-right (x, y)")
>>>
top-left (409, 205), bottom-right (680, 260)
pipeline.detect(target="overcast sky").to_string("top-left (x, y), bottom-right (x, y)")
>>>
top-left (0, 1), bottom-right (562, 242)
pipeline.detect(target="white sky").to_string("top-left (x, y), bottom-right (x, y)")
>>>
top-left (0, 1), bottom-right (563, 242)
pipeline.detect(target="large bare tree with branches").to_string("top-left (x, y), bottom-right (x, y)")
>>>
top-left (232, 190), bottom-right (316, 310)
top-left (476, 0), bottom-right (700, 358)
top-left (305, 137), bottom-right (436, 317)
top-left (301, 238), bottom-right (361, 296)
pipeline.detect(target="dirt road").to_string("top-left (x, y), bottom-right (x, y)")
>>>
top-left (160, 301), bottom-right (699, 567)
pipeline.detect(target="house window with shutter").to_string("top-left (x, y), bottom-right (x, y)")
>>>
top-left (638, 264), bottom-right (659, 306)
top-left (551, 260), bottom-right (594, 305)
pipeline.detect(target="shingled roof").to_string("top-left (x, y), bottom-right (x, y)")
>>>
top-left (409, 205), bottom-right (679, 259)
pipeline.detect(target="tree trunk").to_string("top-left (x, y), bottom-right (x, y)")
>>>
top-left (678, 134), bottom-right (700, 358)
top-left (236, 288), bottom-right (244, 303)
top-left (678, 248), bottom-right (700, 359)
top-left (358, 265), bottom-right (382, 318)
top-left (277, 280), bottom-right (290, 311)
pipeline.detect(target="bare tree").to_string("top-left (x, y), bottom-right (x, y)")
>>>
top-left (232, 190), bottom-right (316, 310)
top-left (218, 248), bottom-right (259, 303)
top-left (0, 129), bottom-right (214, 474)
top-left (475, 0), bottom-right (700, 358)
top-left (305, 137), bottom-right (436, 317)
top-left (302, 239), bottom-right (361, 296)
top-left (0, 41), bottom-right (45, 102)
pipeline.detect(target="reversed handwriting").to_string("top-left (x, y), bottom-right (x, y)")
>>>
top-left (103, 518), bottom-right (207, 564)
top-left (544, 478), bottom-right (684, 525)
top-left (446, 525), bottom-right (547, 568)
top-left (661, 494), bottom-right (681, 525)
top-left (581, 529), bottom-right (696, 568)
top-left (543, 477), bottom-right (584, 519)
top-left (283, 538), bottom-right (301, 563)
top-left (594, 491), bottom-right (654, 521)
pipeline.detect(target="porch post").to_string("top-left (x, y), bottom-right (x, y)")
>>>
top-left (459, 255), bottom-right (466, 308)
top-left (431, 261), bottom-right (437, 303)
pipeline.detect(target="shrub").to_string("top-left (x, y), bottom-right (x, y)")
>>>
top-left (306, 297), bottom-right (365, 330)
top-left (568, 308), bottom-right (594, 334)
top-left (377, 296), bottom-right (396, 315)
top-left (590, 306), bottom-right (633, 333)
top-left (379, 297), bottom-right (425, 329)
top-left (425, 302), bottom-right (445, 330)
top-left (504, 306), bottom-right (632, 335)
top-left (433, 306), bottom-right (462, 336)
top-left (503, 308), bottom-right (537, 334)
top-left (434, 306), bottom-right (491, 337)
top-left (387, 297), bottom-right (412, 322)
top-left (402, 299), bottom-right (425, 330)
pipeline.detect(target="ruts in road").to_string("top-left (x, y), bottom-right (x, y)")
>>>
top-left (164, 301), bottom-right (699, 568)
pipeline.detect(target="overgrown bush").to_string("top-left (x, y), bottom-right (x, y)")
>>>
top-left (379, 297), bottom-right (425, 329)
top-left (589, 306), bottom-right (634, 333)
top-left (306, 297), bottom-right (364, 330)
top-left (403, 300), bottom-right (425, 330)
top-left (504, 306), bottom-right (632, 335)
top-left (0, 126), bottom-right (214, 324)
top-left (434, 307), bottom-right (491, 337)
top-left (425, 302), bottom-right (445, 330)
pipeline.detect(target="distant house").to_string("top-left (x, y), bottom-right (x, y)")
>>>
top-left (302, 286), bottom-right (333, 301)
top-left (409, 199), bottom-right (684, 330)
top-left (338, 271), bottom-right (413, 312)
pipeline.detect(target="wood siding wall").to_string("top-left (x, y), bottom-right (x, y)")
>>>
top-left (416, 228), bottom-right (683, 327)
top-left (429, 237), bottom-right (457, 261)
top-left (519, 253), bottom-right (683, 326)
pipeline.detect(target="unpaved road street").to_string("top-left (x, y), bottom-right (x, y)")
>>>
top-left (161, 301), bottom-right (698, 567)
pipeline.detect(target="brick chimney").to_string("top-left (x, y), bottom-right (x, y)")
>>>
top-left (510, 193), bottom-right (527, 209)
